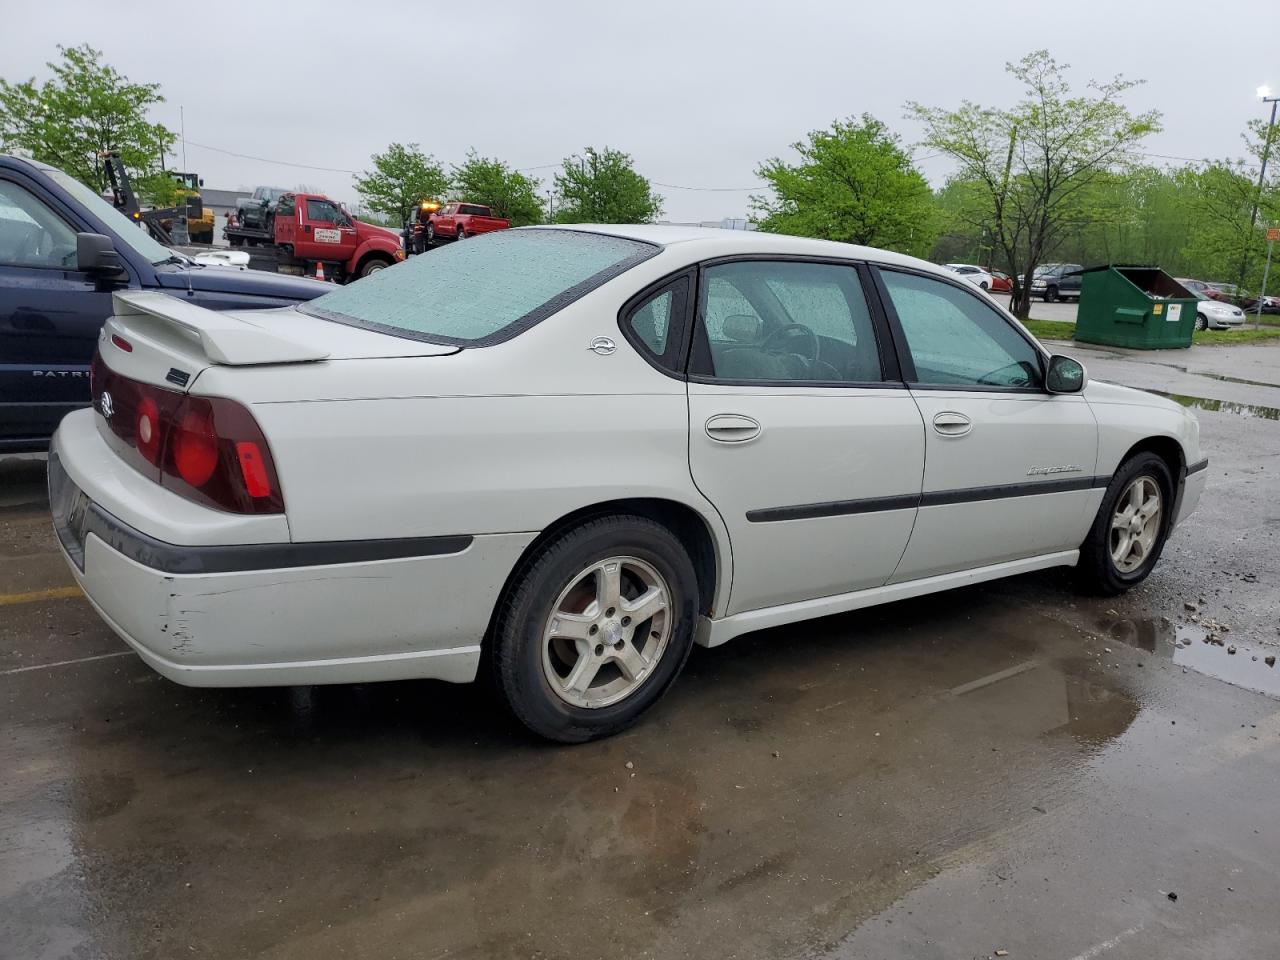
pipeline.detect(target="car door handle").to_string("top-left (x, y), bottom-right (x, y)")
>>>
top-left (932, 412), bottom-right (973, 437)
top-left (705, 414), bottom-right (761, 443)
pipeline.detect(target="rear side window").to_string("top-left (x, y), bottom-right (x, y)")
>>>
top-left (302, 229), bottom-right (657, 346)
top-left (621, 274), bottom-right (690, 373)
top-left (691, 260), bottom-right (884, 383)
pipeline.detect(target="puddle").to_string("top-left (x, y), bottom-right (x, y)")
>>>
top-left (1148, 391), bottom-right (1280, 421)
top-left (1194, 371), bottom-right (1280, 389)
top-left (1099, 616), bottom-right (1280, 699)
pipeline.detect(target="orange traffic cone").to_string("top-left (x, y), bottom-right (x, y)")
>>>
top-left (315, 261), bottom-right (326, 282)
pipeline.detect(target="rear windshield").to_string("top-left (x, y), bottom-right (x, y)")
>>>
top-left (300, 229), bottom-right (657, 346)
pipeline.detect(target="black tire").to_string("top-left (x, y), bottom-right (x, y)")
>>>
top-left (490, 515), bottom-right (699, 743)
top-left (228, 235), bottom-right (244, 247)
top-left (358, 257), bottom-right (390, 278)
top-left (457, 227), bottom-right (467, 241)
top-left (1045, 285), bottom-right (1059, 303)
top-left (1195, 313), bottom-right (1208, 332)
top-left (425, 223), bottom-right (435, 246)
top-left (980, 281), bottom-right (990, 290)
top-left (1076, 452), bottom-right (1174, 596)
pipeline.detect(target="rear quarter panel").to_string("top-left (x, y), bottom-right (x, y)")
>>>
top-left (193, 248), bottom-right (733, 609)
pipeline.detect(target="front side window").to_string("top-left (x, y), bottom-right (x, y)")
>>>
top-left (0, 180), bottom-right (77, 269)
top-left (303, 229), bottom-right (657, 345)
top-left (43, 168), bottom-right (171, 265)
top-left (306, 199), bottom-right (343, 224)
top-left (691, 260), bottom-right (883, 383)
top-left (879, 269), bottom-right (1043, 389)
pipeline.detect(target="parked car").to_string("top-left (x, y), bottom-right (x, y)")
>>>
top-left (235, 186), bottom-right (290, 231)
top-left (943, 263), bottom-right (994, 290)
top-left (1175, 280), bottom-right (1248, 330)
top-left (423, 202), bottom-right (510, 245)
top-left (0, 155), bottom-right (327, 452)
top-left (1025, 263), bottom-right (1084, 302)
top-left (989, 269), bottom-right (1013, 293)
top-left (51, 226), bottom-right (1206, 741)
top-left (1177, 278), bottom-right (1213, 298)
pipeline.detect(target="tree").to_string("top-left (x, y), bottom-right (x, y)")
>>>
top-left (0, 44), bottom-right (173, 194)
top-left (752, 115), bottom-right (936, 256)
top-left (909, 51), bottom-right (1161, 318)
top-left (553, 147), bottom-right (663, 224)
top-left (354, 142), bottom-right (449, 227)
top-left (451, 151), bottom-right (544, 225)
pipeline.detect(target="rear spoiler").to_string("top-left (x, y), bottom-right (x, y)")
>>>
top-left (112, 291), bottom-right (330, 365)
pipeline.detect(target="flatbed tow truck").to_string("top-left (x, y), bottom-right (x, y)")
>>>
top-left (224, 191), bottom-right (403, 282)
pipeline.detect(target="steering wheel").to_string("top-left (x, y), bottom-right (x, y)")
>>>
top-left (760, 323), bottom-right (820, 365)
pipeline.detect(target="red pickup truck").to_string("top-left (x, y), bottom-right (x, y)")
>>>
top-left (417, 202), bottom-right (510, 248)
top-left (227, 192), bottom-right (404, 282)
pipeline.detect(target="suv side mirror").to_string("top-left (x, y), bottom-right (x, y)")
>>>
top-left (76, 233), bottom-right (125, 276)
top-left (1046, 354), bottom-right (1087, 393)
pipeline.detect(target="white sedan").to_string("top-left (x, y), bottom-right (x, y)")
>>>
top-left (943, 263), bottom-right (995, 290)
top-left (51, 226), bottom-right (1207, 741)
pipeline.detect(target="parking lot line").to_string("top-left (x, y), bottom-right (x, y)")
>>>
top-left (1, 650), bottom-right (132, 676)
top-left (0, 585), bottom-right (82, 606)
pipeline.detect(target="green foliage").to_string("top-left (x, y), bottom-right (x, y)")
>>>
top-left (450, 151), bottom-right (544, 226)
top-left (354, 142), bottom-right (449, 226)
top-left (752, 114), bottom-right (936, 256)
top-left (910, 50), bottom-right (1161, 317)
top-left (553, 147), bottom-right (663, 224)
top-left (0, 44), bottom-right (174, 194)
top-left (134, 171), bottom-right (184, 209)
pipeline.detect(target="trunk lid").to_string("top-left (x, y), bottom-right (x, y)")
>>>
top-left (103, 291), bottom-right (458, 391)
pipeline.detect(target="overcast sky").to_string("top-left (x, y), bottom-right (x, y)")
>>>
top-left (5, 0), bottom-right (1274, 223)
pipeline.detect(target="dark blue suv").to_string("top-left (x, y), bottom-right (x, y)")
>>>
top-left (0, 156), bottom-right (327, 452)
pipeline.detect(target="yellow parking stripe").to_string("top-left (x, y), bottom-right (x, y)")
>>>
top-left (0, 585), bottom-right (82, 606)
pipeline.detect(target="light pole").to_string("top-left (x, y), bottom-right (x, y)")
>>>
top-left (1239, 85), bottom-right (1278, 328)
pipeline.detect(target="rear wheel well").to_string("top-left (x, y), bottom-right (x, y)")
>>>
top-left (487, 499), bottom-right (720, 644)
top-left (1119, 436), bottom-right (1185, 481)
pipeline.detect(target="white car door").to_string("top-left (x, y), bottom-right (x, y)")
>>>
top-left (685, 259), bottom-right (925, 615)
top-left (874, 267), bottom-right (1100, 582)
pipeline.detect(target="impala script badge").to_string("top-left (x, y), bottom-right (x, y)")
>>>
top-left (1027, 464), bottom-right (1082, 475)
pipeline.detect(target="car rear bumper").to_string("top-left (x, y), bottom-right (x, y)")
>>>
top-left (50, 415), bottom-right (535, 687)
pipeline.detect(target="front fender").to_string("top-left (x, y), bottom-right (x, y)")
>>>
top-left (1086, 381), bottom-right (1202, 476)
top-left (349, 236), bottom-right (402, 270)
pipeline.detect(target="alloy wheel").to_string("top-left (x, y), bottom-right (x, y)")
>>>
top-left (540, 556), bottom-right (672, 709)
top-left (1110, 476), bottom-right (1162, 574)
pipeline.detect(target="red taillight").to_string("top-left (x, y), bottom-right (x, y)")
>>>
top-left (235, 442), bottom-right (272, 498)
top-left (172, 404), bottom-right (218, 487)
top-left (110, 334), bottom-right (133, 353)
top-left (91, 362), bottom-right (284, 515)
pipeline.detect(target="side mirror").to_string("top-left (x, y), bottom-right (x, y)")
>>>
top-left (76, 233), bottom-right (125, 276)
top-left (1046, 354), bottom-right (1087, 394)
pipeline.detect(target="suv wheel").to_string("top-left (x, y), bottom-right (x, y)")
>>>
top-left (490, 515), bottom-right (699, 742)
top-left (1076, 452), bottom-right (1173, 595)
top-left (1045, 285), bottom-right (1059, 302)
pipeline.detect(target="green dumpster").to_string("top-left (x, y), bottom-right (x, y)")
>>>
top-left (1074, 265), bottom-right (1198, 349)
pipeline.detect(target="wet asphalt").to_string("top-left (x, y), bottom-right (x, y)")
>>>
top-left (2, 341), bottom-right (1278, 960)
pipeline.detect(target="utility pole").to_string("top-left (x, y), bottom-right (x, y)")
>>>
top-left (1237, 87), bottom-right (1278, 326)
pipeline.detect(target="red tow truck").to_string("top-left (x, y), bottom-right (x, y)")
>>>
top-left (407, 201), bottom-right (510, 253)
top-left (226, 191), bottom-right (403, 282)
